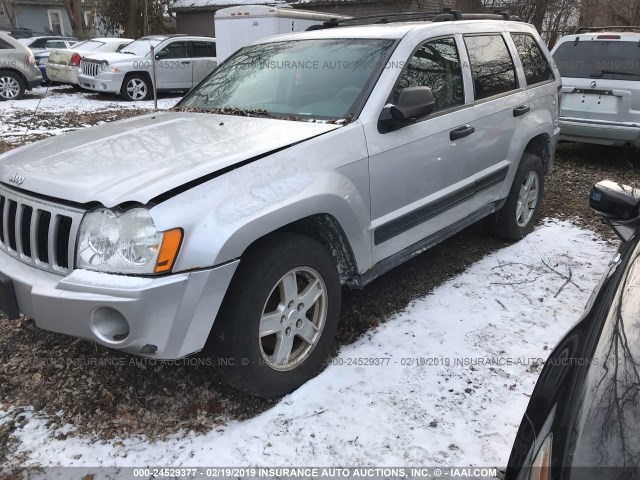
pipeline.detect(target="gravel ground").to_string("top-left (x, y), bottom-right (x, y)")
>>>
top-left (0, 105), bottom-right (637, 462)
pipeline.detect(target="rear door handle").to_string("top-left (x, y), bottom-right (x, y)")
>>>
top-left (513, 104), bottom-right (530, 117)
top-left (450, 125), bottom-right (475, 141)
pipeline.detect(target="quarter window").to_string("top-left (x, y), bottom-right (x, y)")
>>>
top-left (464, 34), bottom-right (517, 100)
top-left (511, 33), bottom-right (554, 86)
top-left (0, 39), bottom-right (13, 50)
top-left (391, 36), bottom-right (464, 113)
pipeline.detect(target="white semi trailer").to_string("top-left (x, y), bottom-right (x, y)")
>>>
top-left (214, 4), bottom-right (350, 62)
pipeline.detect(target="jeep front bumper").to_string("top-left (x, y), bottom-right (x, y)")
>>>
top-left (78, 71), bottom-right (125, 94)
top-left (0, 249), bottom-right (238, 359)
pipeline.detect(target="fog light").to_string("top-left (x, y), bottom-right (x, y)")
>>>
top-left (90, 307), bottom-right (129, 343)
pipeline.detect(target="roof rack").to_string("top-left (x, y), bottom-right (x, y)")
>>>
top-left (575, 26), bottom-right (640, 34)
top-left (306, 8), bottom-right (518, 31)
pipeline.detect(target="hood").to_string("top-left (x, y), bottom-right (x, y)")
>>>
top-left (83, 52), bottom-right (143, 63)
top-left (0, 112), bottom-right (339, 207)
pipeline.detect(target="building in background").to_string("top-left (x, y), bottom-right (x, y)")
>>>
top-left (170, 0), bottom-right (456, 36)
top-left (0, 0), bottom-right (114, 37)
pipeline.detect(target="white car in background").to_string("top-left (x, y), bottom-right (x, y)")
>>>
top-left (46, 38), bottom-right (133, 86)
top-left (78, 34), bottom-right (217, 101)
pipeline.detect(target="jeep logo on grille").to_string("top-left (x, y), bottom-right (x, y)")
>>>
top-left (8, 173), bottom-right (24, 186)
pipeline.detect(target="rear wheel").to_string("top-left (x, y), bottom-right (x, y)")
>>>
top-left (0, 71), bottom-right (25, 100)
top-left (205, 232), bottom-right (341, 398)
top-left (487, 152), bottom-right (545, 240)
top-left (120, 74), bottom-right (151, 101)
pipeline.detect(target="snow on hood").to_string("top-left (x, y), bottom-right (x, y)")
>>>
top-left (0, 112), bottom-right (339, 207)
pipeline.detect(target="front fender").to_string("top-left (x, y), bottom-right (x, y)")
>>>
top-left (150, 122), bottom-right (373, 274)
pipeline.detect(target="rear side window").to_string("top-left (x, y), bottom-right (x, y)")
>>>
top-left (511, 33), bottom-right (555, 86)
top-left (0, 38), bottom-right (13, 49)
top-left (391, 36), bottom-right (464, 113)
top-left (464, 34), bottom-right (518, 100)
top-left (553, 40), bottom-right (640, 81)
top-left (190, 41), bottom-right (216, 58)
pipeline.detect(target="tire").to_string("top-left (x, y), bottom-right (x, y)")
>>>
top-left (120, 74), bottom-right (151, 101)
top-left (487, 152), bottom-right (545, 240)
top-left (0, 70), bottom-right (25, 101)
top-left (205, 232), bottom-right (342, 398)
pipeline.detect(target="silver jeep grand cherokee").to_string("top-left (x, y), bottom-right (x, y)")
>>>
top-left (0, 11), bottom-right (560, 397)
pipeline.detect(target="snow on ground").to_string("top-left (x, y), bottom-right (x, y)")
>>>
top-left (0, 86), bottom-right (179, 143)
top-left (0, 86), bottom-right (179, 114)
top-left (1, 220), bottom-right (617, 471)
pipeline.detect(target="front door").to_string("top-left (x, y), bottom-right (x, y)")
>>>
top-left (365, 35), bottom-right (479, 263)
top-left (156, 40), bottom-right (191, 90)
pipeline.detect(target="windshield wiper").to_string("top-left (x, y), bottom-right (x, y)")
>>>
top-left (591, 69), bottom-right (640, 77)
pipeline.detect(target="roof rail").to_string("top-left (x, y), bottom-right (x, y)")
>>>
top-left (575, 26), bottom-right (640, 34)
top-left (305, 7), bottom-right (518, 31)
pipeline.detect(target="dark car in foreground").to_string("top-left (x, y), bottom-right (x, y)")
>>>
top-left (506, 180), bottom-right (640, 480)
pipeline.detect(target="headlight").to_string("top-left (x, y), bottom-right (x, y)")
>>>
top-left (76, 208), bottom-right (182, 274)
top-left (530, 434), bottom-right (552, 480)
top-left (100, 60), bottom-right (109, 71)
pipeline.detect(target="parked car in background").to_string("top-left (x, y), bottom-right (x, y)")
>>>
top-left (34, 50), bottom-right (51, 82)
top-left (0, 28), bottom-right (48, 39)
top-left (18, 36), bottom-right (78, 53)
top-left (46, 38), bottom-right (133, 87)
top-left (552, 27), bottom-right (640, 148)
top-left (0, 31), bottom-right (43, 99)
top-left (0, 10), bottom-right (560, 397)
top-left (506, 180), bottom-right (640, 480)
top-left (78, 34), bottom-right (216, 101)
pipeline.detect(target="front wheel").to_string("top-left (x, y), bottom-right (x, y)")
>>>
top-left (487, 153), bottom-right (545, 240)
top-left (120, 74), bottom-right (151, 101)
top-left (205, 232), bottom-right (342, 398)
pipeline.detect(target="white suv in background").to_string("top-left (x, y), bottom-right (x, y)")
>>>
top-left (552, 27), bottom-right (640, 147)
top-left (78, 34), bottom-right (217, 101)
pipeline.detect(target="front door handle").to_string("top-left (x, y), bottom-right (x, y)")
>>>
top-left (450, 125), bottom-right (475, 141)
top-left (513, 104), bottom-right (531, 117)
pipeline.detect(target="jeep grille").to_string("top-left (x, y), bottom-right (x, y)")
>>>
top-left (0, 184), bottom-right (84, 275)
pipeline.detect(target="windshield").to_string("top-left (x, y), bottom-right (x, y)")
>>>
top-left (121, 37), bottom-right (163, 57)
top-left (180, 39), bottom-right (394, 120)
top-left (73, 40), bottom-right (105, 51)
top-left (553, 40), bottom-right (640, 81)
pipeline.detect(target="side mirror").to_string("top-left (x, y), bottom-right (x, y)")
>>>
top-left (379, 86), bottom-right (435, 131)
top-left (590, 180), bottom-right (640, 241)
top-left (155, 50), bottom-right (168, 61)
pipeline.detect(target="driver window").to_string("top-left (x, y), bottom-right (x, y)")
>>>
top-left (391, 36), bottom-right (464, 113)
top-left (160, 41), bottom-right (188, 59)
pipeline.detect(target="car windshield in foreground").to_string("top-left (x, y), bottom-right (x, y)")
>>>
top-left (179, 38), bottom-right (395, 121)
top-left (121, 38), bottom-right (163, 56)
top-left (553, 40), bottom-right (640, 81)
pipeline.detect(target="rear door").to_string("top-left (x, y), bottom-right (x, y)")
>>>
top-left (188, 40), bottom-right (217, 86)
top-left (552, 38), bottom-right (640, 125)
top-left (463, 33), bottom-right (529, 206)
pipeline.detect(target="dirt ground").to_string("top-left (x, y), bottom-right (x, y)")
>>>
top-left (0, 107), bottom-right (638, 462)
